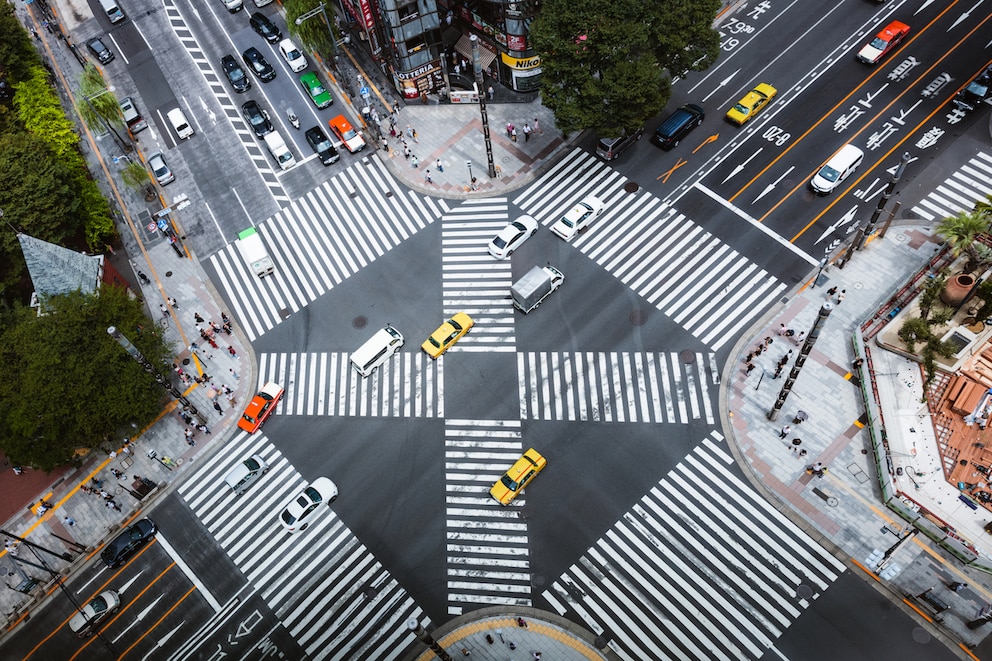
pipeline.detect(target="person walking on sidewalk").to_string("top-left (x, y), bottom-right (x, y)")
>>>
top-left (63, 515), bottom-right (76, 527)
top-left (826, 286), bottom-right (837, 298)
top-left (425, 170), bottom-right (433, 184)
top-left (779, 424), bottom-right (791, 439)
top-left (950, 581), bottom-right (968, 592)
top-left (836, 289), bottom-right (846, 304)
top-left (167, 296), bottom-right (178, 308)
top-left (744, 361), bottom-right (755, 375)
top-left (533, 117), bottom-right (542, 134)
top-left (436, 159), bottom-right (443, 173)
top-left (137, 270), bottom-right (150, 285)
top-left (106, 500), bottom-right (122, 512)
top-left (213, 401), bottom-right (223, 414)
top-left (523, 123), bottom-right (531, 141)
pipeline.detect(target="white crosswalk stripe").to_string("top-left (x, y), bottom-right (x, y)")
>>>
top-left (208, 158), bottom-right (450, 341)
top-left (512, 149), bottom-right (786, 350)
top-left (177, 432), bottom-right (427, 659)
top-left (910, 151), bottom-right (992, 221)
top-left (445, 420), bottom-right (534, 615)
top-left (542, 433), bottom-right (845, 661)
top-left (253, 351), bottom-right (443, 418)
top-left (439, 199), bottom-right (516, 352)
top-left (518, 351), bottom-right (716, 424)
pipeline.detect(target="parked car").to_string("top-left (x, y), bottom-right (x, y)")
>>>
top-left (242, 46), bottom-right (276, 82)
top-left (249, 12), bottom-right (282, 43)
top-left (421, 312), bottom-right (474, 358)
top-left (238, 381), bottom-right (284, 433)
top-left (219, 0), bottom-right (243, 12)
top-left (147, 151), bottom-right (175, 185)
top-left (300, 72), bottom-right (332, 110)
top-left (725, 83), bottom-right (776, 125)
top-left (278, 38), bottom-right (307, 72)
top-left (954, 65), bottom-right (992, 112)
top-left (100, 518), bottom-right (157, 567)
top-left (86, 37), bottom-right (115, 64)
top-left (550, 195), bottom-right (604, 241)
top-left (328, 114), bottom-right (365, 153)
top-left (305, 126), bottom-right (340, 165)
top-left (652, 103), bottom-right (705, 149)
top-left (242, 100), bottom-right (273, 138)
top-left (488, 215), bottom-right (538, 259)
top-left (856, 20), bottom-right (910, 65)
top-left (69, 590), bottom-right (120, 637)
top-left (490, 448), bottom-right (547, 505)
top-left (279, 477), bottom-right (338, 532)
top-left (595, 128), bottom-right (643, 161)
top-left (119, 96), bottom-right (147, 134)
top-left (221, 54), bottom-right (251, 93)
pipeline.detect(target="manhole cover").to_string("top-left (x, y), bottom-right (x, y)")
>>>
top-left (354, 315), bottom-right (368, 329)
top-left (624, 181), bottom-right (639, 193)
top-left (796, 584), bottom-right (814, 600)
top-left (911, 627), bottom-right (931, 644)
top-left (165, 271), bottom-right (173, 278)
top-left (679, 350), bottom-right (696, 364)
top-left (629, 310), bottom-right (646, 325)
top-left (532, 575), bottom-right (546, 587)
top-left (182, 358), bottom-right (190, 366)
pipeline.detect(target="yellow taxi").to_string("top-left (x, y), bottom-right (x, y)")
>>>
top-left (490, 448), bottom-right (546, 505)
top-left (421, 312), bottom-right (474, 358)
top-left (237, 381), bottom-right (284, 433)
top-left (725, 83), bottom-right (777, 126)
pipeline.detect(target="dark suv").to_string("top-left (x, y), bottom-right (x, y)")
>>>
top-left (249, 12), bottom-right (282, 43)
top-left (652, 103), bottom-right (705, 150)
top-left (100, 518), bottom-right (157, 567)
top-left (86, 37), bottom-right (115, 64)
top-left (242, 100), bottom-right (273, 138)
top-left (595, 128), bottom-right (644, 161)
top-left (242, 47), bottom-right (275, 82)
top-left (305, 126), bottom-right (340, 165)
top-left (954, 66), bottom-right (992, 112)
top-left (221, 54), bottom-right (251, 93)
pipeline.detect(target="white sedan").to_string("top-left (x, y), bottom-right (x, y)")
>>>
top-left (550, 195), bottom-right (604, 241)
top-left (488, 215), bottom-right (538, 259)
top-left (278, 38), bottom-right (308, 72)
top-left (279, 477), bottom-right (337, 532)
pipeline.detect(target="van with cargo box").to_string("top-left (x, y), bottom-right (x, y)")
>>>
top-left (511, 265), bottom-right (564, 313)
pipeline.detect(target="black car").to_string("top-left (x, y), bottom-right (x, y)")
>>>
top-left (86, 37), bottom-right (115, 64)
top-left (100, 518), bottom-right (156, 567)
top-left (242, 100), bottom-right (273, 138)
top-left (305, 126), bottom-right (340, 165)
top-left (221, 54), bottom-right (251, 93)
top-left (249, 12), bottom-right (282, 43)
top-left (242, 47), bottom-right (275, 82)
top-left (652, 103), bottom-right (705, 150)
top-left (954, 66), bottom-right (992, 112)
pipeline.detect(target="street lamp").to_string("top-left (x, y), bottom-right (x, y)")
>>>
top-left (296, 3), bottom-right (346, 70)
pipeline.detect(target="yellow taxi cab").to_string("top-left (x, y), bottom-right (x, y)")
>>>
top-left (238, 381), bottom-right (284, 433)
top-left (489, 448), bottom-right (546, 505)
top-left (421, 312), bottom-right (474, 358)
top-left (725, 83), bottom-right (777, 126)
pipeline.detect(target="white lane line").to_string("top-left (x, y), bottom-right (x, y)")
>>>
top-left (155, 533), bottom-right (222, 612)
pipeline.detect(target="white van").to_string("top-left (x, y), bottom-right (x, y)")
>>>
top-left (351, 325), bottom-right (404, 376)
top-left (810, 144), bottom-right (864, 195)
top-left (99, 0), bottom-right (125, 23)
top-left (166, 108), bottom-right (194, 140)
top-left (263, 131), bottom-right (295, 170)
top-left (224, 455), bottom-right (268, 495)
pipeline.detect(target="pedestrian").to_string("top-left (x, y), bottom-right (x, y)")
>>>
top-left (836, 289), bottom-right (846, 304)
top-left (31, 28), bottom-right (39, 40)
top-left (773, 365), bottom-right (783, 379)
top-left (111, 468), bottom-right (124, 479)
top-left (196, 423), bottom-right (212, 434)
top-left (80, 484), bottom-right (92, 494)
top-left (403, 145), bottom-right (411, 159)
top-left (213, 401), bottom-right (223, 414)
top-left (826, 286), bottom-right (838, 297)
top-left (506, 122), bottom-right (513, 138)
top-left (523, 123), bottom-right (531, 142)
top-left (778, 323), bottom-right (790, 336)
top-left (227, 394), bottom-right (237, 407)
top-left (228, 345), bottom-right (238, 358)
top-left (211, 321), bottom-right (223, 334)
top-left (411, 155), bottom-right (419, 168)
top-left (195, 312), bottom-right (205, 323)
top-left (516, 617), bottom-right (527, 628)
top-left (137, 270), bottom-right (150, 285)
top-left (799, 448), bottom-right (808, 457)
top-left (764, 336), bottom-right (772, 346)
top-left (533, 118), bottom-right (542, 134)
top-left (533, 653), bottom-right (543, 660)
top-left (184, 427), bottom-right (195, 441)
top-left (207, 335), bottom-right (219, 349)
top-left (380, 137), bottom-right (388, 152)
top-left (508, 641), bottom-right (516, 651)
top-left (425, 170), bottom-right (433, 184)
top-left (63, 515), bottom-right (76, 527)
top-left (12, 466), bottom-right (23, 475)
top-left (159, 303), bottom-right (169, 317)
top-left (511, 127), bottom-right (517, 142)
top-left (794, 331), bottom-right (805, 344)
top-left (5, 540), bottom-right (18, 556)
top-left (460, 649), bottom-right (471, 656)
top-left (745, 351), bottom-right (755, 363)
top-left (779, 425), bottom-right (791, 439)
top-left (436, 159), bottom-right (443, 173)
top-left (106, 500), bottom-right (122, 512)
top-left (453, 62), bottom-right (460, 75)
top-left (91, 477), bottom-right (104, 488)
top-left (755, 344), bottom-right (765, 356)
top-left (167, 296), bottom-right (178, 308)
top-left (744, 362), bottom-right (755, 375)
top-left (950, 581), bottom-right (968, 592)
top-left (230, 368), bottom-right (240, 381)
top-left (485, 634), bottom-right (494, 644)
top-left (488, 85), bottom-right (495, 100)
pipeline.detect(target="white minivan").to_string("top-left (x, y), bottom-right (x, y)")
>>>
top-left (99, 0), bottom-right (125, 23)
top-left (166, 107), bottom-right (194, 140)
top-left (263, 131), bottom-right (295, 170)
top-left (351, 325), bottom-right (404, 376)
top-left (810, 144), bottom-right (864, 195)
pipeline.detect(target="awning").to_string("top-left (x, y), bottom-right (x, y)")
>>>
top-left (454, 34), bottom-right (497, 70)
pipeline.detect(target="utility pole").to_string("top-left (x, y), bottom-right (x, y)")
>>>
top-left (406, 618), bottom-right (453, 660)
top-left (768, 303), bottom-right (834, 420)
top-left (107, 326), bottom-right (198, 415)
top-left (840, 152), bottom-right (911, 268)
top-left (470, 35), bottom-right (496, 179)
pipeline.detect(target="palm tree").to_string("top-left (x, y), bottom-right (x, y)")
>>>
top-left (936, 210), bottom-right (991, 273)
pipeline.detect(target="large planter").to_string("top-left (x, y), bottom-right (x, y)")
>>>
top-left (941, 273), bottom-right (977, 306)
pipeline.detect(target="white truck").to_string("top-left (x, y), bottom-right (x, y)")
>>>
top-left (237, 227), bottom-right (274, 278)
top-left (511, 265), bottom-right (564, 313)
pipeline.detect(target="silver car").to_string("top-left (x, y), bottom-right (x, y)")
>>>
top-left (224, 454), bottom-right (269, 495)
top-left (69, 590), bottom-right (120, 637)
top-left (147, 151), bottom-right (175, 186)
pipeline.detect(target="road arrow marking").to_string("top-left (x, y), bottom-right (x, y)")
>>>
top-left (114, 595), bottom-right (164, 641)
top-left (815, 205), bottom-right (859, 244)
top-left (703, 68), bottom-right (740, 103)
top-left (753, 165), bottom-right (795, 204)
top-left (140, 621), bottom-right (185, 661)
top-left (722, 147), bottom-right (763, 184)
top-left (693, 134), bottom-right (719, 153)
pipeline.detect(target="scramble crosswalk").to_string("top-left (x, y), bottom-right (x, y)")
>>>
top-left (513, 149), bottom-right (786, 351)
top-left (444, 420), bottom-right (534, 615)
top-left (517, 351), bottom-right (716, 424)
top-left (255, 351), bottom-right (443, 418)
top-left (541, 433), bottom-right (846, 661)
top-left (910, 151), bottom-right (992, 222)
top-left (177, 432), bottom-right (426, 659)
top-left (207, 158), bottom-right (450, 341)
top-left (439, 198), bottom-right (516, 352)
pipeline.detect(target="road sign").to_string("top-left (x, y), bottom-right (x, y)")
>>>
top-left (360, 86), bottom-right (370, 98)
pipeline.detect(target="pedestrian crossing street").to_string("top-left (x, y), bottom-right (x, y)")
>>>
top-left (541, 432), bottom-right (846, 661)
top-left (207, 159), bottom-right (450, 341)
top-left (177, 431), bottom-right (427, 659)
top-left (256, 351), bottom-right (443, 418)
top-left (518, 351), bottom-right (716, 424)
top-left (513, 149), bottom-right (787, 351)
top-left (910, 151), bottom-right (992, 222)
top-left (444, 420), bottom-right (534, 615)
top-left (440, 198), bottom-right (516, 352)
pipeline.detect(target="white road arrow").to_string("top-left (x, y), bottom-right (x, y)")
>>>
top-left (950, 0), bottom-right (984, 29)
top-left (139, 621), bottom-right (185, 661)
top-left (816, 206), bottom-right (859, 244)
top-left (703, 68), bottom-right (741, 103)
top-left (722, 147), bottom-right (763, 184)
top-left (113, 595), bottom-right (165, 641)
top-left (916, 0), bottom-right (939, 15)
top-left (753, 165), bottom-right (795, 204)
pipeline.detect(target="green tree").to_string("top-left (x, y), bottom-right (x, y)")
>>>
top-left (0, 287), bottom-right (173, 470)
top-left (13, 65), bottom-right (82, 159)
top-left (78, 63), bottom-right (123, 134)
top-left (646, 0), bottom-right (722, 79)
top-left (0, 4), bottom-right (42, 85)
top-left (936, 210), bottom-right (991, 273)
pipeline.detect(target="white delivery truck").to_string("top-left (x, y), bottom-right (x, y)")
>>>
top-left (511, 265), bottom-right (564, 313)
top-left (237, 227), bottom-right (274, 278)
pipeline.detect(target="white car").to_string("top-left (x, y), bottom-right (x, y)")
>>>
top-left (278, 39), bottom-right (307, 73)
top-left (488, 215), bottom-right (538, 259)
top-left (279, 477), bottom-right (337, 532)
top-left (69, 590), bottom-right (120, 637)
top-left (147, 151), bottom-right (175, 186)
top-left (550, 195), bottom-right (604, 241)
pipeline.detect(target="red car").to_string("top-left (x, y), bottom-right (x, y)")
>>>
top-left (238, 381), bottom-right (284, 433)
top-left (856, 20), bottom-right (909, 64)
top-left (328, 114), bottom-right (366, 153)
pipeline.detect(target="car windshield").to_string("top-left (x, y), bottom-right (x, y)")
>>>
top-left (966, 81), bottom-right (989, 96)
top-left (428, 336), bottom-right (441, 348)
top-left (244, 457), bottom-right (260, 470)
top-left (732, 103), bottom-right (750, 115)
top-left (230, 68), bottom-right (245, 81)
top-left (280, 510), bottom-right (297, 525)
top-left (316, 139), bottom-right (332, 150)
top-left (341, 127), bottom-right (358, 139)
top-left (310, 84), bottom-right (326, 96)
top-left (449, 319), bottom-right (462, 331)
top-left (492, 236), bottom-right (507, 248)
top-left (90, 597), bottom-right (109, 614)
top-left (287, 48), bottom-right (301, 59)
top-left (818, 166), bottom-right (840, 183)
top-left (869, 37), bottom-right (888, 49)
top-left (500, 475), bottom-right (520, 491)
top-left (304, 486), bottom-right (322, 503)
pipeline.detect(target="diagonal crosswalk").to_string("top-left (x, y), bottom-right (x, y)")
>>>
top-left (910, 151), bottom-right (992, 222)
top-left (518, 351), bottom-right (716, 424)
top-left (177, 432), bottom-right (426, 659)
top-left (439, 199), bottom-right (516, 352)
top-left (512, 149), bottom-right (786, 351)
top-left (207, 158), bottom-right (450, 341)
top-left (541, 433), bottom-right (846, 661)
top-left (255, 351), bottom-right (443, 418)
top-left (444, 420), bottom-right (534, 615)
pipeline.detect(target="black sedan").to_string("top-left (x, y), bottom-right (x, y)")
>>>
top-left (242, 100), bottom-right (273, 138)
top-left (221, 54), bottom-right (251, 93)
top-left (242, 46), bottom-right (275, 82)
top-left (100, 518), bottom-right (157, 567)
top-left (305, 126), bottom-right (340, 165)
top-left (249, 12), bottom-right (282, 43)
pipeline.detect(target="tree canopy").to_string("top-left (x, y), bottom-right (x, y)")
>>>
top-left (0, 287), bottom-right (173, 471)
top-left (529, 0), bottom-right (721, 137)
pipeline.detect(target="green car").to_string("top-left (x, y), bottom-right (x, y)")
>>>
top-left (300, 72), bottom-right (332, 109)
